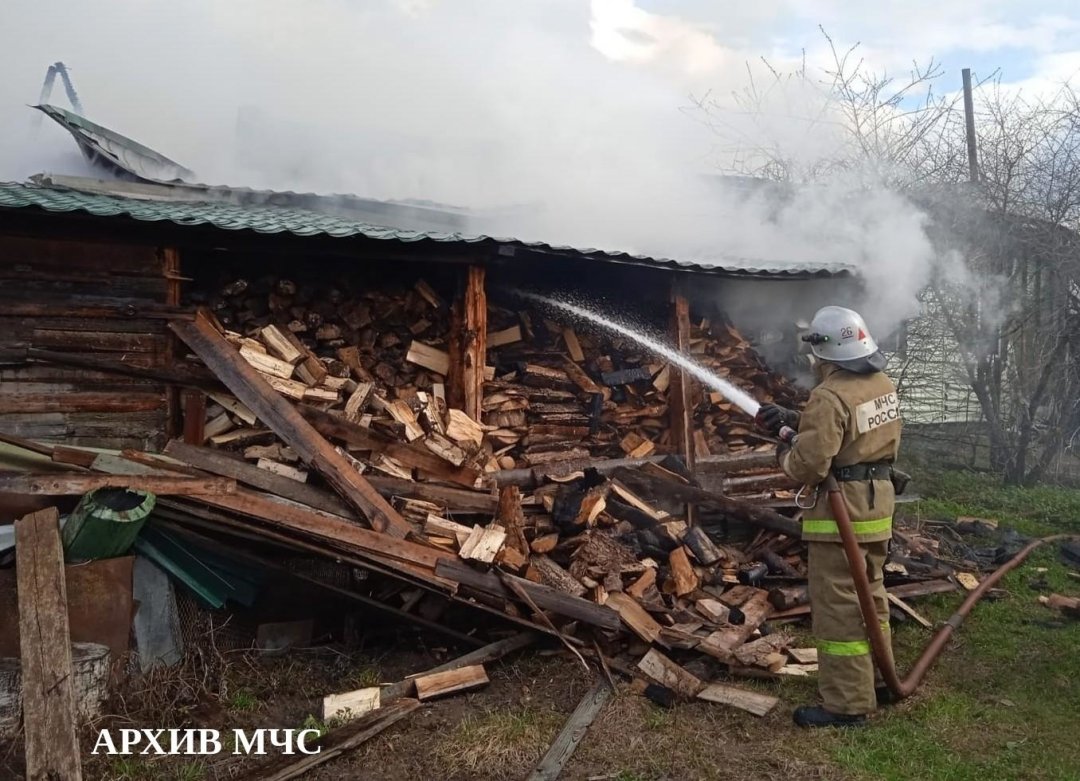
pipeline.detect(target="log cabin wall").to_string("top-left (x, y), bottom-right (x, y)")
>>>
top-left (0, 234), bottom-right (175, 450)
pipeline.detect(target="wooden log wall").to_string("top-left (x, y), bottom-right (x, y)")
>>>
top-left (0, 235), bottom-right (175, 450)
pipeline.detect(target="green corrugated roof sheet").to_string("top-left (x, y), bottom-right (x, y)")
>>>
top-left (0, 180), bottom-right (854, 278)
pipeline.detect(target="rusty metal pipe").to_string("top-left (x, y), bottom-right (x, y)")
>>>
top-left (825, 475), bottom-right (1073, 699)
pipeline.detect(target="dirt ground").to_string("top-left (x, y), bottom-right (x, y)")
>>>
top-left (6, 634), bottom-right (846, 781)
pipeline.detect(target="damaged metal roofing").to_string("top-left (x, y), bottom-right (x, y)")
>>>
top-left (0, 178), bottom-right (854, 279)
top-left (35, 104), bottom-right (196, 183)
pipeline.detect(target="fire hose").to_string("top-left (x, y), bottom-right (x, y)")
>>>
top-left (824, 475), bottom-right (1075, 699)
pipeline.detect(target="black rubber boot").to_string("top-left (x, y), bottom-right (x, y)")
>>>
top-left (876, 686), bottom-right (898, 706)
top-left (793, 705), bottom-right (867, 728)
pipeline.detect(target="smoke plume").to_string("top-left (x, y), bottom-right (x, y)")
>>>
top-left (0, 0), bottom-right (941, 337)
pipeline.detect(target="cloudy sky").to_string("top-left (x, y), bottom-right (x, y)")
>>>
top-left (2, 0), bottom-right (1078, 193)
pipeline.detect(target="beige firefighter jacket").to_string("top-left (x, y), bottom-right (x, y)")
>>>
top-left (779, 362), bottom-right (901, 543)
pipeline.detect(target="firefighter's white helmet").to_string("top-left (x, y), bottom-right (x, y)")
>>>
top-left (802, 306), bottom-right (886, 373)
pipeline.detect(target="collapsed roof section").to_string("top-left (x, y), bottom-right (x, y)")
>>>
top-left (34, 104), bottom-right (196, 183)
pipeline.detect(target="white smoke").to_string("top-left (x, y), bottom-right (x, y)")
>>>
top-left (0, 0), bottom-right (947, 337)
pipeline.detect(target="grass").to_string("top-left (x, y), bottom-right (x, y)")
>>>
top-left (808, 470), bottom-right (1080, 781)
top-left (433, 705), bottom-right (563, 777)
top-left (106, 758), bottom-right (206, 781)
top-left (224, 687), bottom-right (259, 713)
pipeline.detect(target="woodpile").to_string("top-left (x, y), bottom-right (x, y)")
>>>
top-left (482, 304), bottom-right (807, 466)
top-left (1, 287), bottom-right (970, 730)
top-left (29, 431), bottom-right (960, 699)
top-left (1, 272), bottom-right (964, 731)
top-left (187, 274), bottom-right (807, 511)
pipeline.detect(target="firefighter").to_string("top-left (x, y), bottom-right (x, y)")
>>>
top-left (758, 306), bottom-right (901, 728)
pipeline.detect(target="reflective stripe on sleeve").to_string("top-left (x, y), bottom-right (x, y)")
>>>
top-left (802, 516), bottom-right (893, 536)
top-left (818, 638), bottom-right (871, 657)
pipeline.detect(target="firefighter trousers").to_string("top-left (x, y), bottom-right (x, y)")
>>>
top-left (807, 540), bottom-right (895, 715)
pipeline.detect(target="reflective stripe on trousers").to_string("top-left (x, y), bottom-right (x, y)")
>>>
top-left (802, 516), bottom-right (893, 537)
top-left (818, 622), bottom-right (890, 657)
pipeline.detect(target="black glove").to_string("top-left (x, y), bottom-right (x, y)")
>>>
top-left (757, 404), bottom-right (799, 434)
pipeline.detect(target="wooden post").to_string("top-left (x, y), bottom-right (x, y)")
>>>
top-left (182, 389), bottom-right (207, 444)
top-left (669, 282), bottom-right (696, 522)
top-left (961, 68), bottom-right (979, 184)
top-left (449, 265), bottom-right (487, 420)
top-left (446, 299), bottom-right (465, 413)
top-left (463, 266), bottom-right (487, 422)
top-left (162, 246), bottom-right (183, 440)
top-left (16, 507), bottom-right (83, 781)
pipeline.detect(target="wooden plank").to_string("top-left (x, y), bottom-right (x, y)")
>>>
top-left (526, 679), bottom-right (613, 781)
top-left (787, 648), bottom-right (818, 664)
top-left (368, 477), bottom-right (496, 514)
top-left (202, 488), bottom-right (445, 580)
top-left (636, 648), bottom-right (705, 699)
top-left (322, 687), bottom-right (381, 721)
top-left (298, 404), bottom-right (481, 487)
top-left (697, 682), bottom-right (778, 717)
top-left (888, 579), bottom-right (959, 599)
top-left (170, 316), bottom-right (412, 537)
top-left (162, 442), bottom-right (354, 516)
top-left (463, 266), bottom-right (486, 422)
top-left (0, 392), bottom-right (163, 414)
top-left (0, 472), bottom-right (235, 496)
top-left (887, 593), bottom-right (933, 629)
top-left (15, 508), bottom-right (83, 781)
top-left (238, 698), bottom-right (419, 781)
top-left (435, 558), bottom-right (621, 631)
top-left (611, 468), bottom-right (802, 538)
top-left (769, 579), bottom-right (958, 619)
top-left (383, 633), bottom-right (537, 701)
top-left (605, 591), bottom-right (662, 643)
top-left (90, 453), bottom-right (450, 588)
top-left (413, 664), bottom-right (489, 701)
top-left (492, 451), bottom-right (777, 488)
top-left (30, 329), bottom-right (167, 354)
